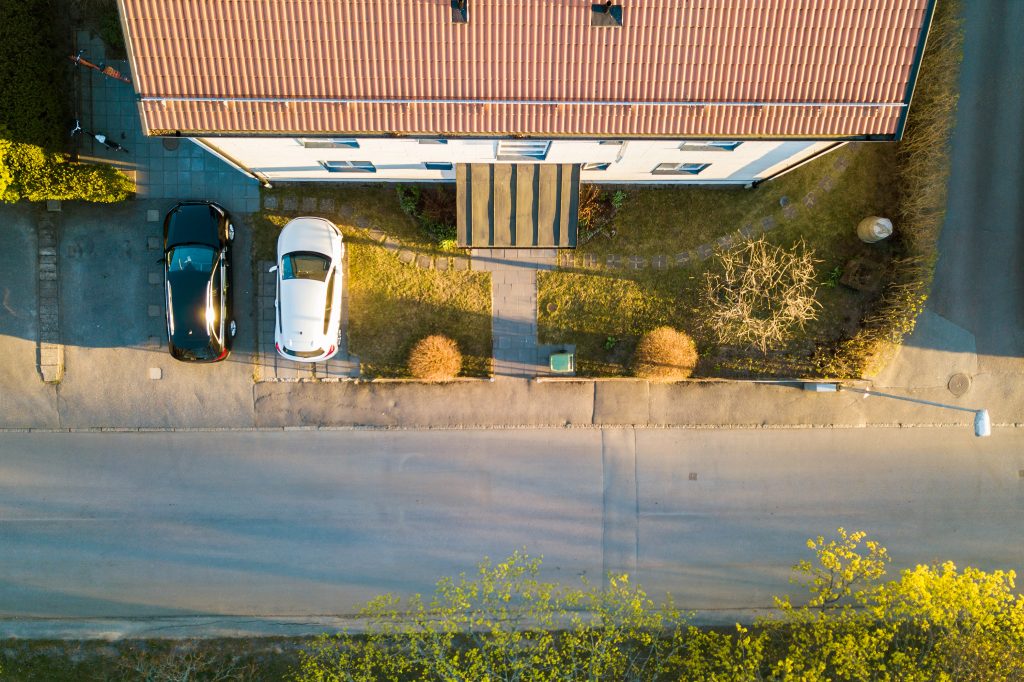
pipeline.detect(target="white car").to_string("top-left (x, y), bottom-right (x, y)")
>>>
top-left (271, 217), bottom-right (344, 362)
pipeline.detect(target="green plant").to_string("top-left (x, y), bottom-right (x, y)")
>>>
top-left (1, 135), bottom-right (134, 203)
top-left (604, 335), bottom-right (618, 351)
top-left (611, 189), bottom-right (626, 210)
top-left (395, 185), bottom-right (458, 245)
top-left (439, 238), bottom-right (459, 252)
top-left (633, 326), bottom-right (698, 381)
top-left (0, 0), bottom-right (67, 150)
top-left (407, 334), bottom-right (463, 381)
top-left (821, 265), bottom-right (843, 288)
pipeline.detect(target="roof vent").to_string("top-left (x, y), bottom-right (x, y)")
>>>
top-left (591, 1), bottom-right (622, 27)
top-left (451, 0), bottom-right (468, 23)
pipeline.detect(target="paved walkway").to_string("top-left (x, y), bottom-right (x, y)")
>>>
top-left (72, 31), bottom-right (260, 214)
top-left (470, 249), bottom-right (571, 377)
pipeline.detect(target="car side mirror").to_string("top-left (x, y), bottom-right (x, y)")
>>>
top-left (268, 265), bottom-right (278, 273)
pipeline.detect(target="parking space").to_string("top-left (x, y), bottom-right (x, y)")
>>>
top-left (55, 201), bottom-right (257, 427)
top-left (255, 261), bottom-right (359, 381)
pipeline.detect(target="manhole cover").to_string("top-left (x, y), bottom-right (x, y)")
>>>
top-left (161, 137), bottom-right (181, 151)
top-left (947, 373), bottom-right (971, 397)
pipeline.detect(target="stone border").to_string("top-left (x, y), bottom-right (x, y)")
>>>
top-left (37, 215), bottom-right (64, 383)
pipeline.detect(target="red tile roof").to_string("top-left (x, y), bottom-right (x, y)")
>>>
top-left (121, 0), bottom-right (931, 138)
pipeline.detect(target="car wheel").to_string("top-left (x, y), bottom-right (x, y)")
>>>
top-left (230, 320), bottom-right (237, 337)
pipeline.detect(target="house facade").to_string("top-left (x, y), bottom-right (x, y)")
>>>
top-left (118, 0), bottom-right (935, 188)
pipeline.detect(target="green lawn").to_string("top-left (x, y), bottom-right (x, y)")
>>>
top-left (540, 143), bottom-right (901, 377)
top-left (347, 239), bottom-right (491, 377)
top-left (255, 183), bottom-right (491, 378)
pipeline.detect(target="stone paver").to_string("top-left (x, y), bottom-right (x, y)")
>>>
top-left (75, 32), bottom-right (260, 213)
top-left (36, 217), bottom-right (64, 383)
top-left (473, 248), bottom-right (563, 378)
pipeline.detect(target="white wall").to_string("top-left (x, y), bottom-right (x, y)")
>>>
top-left (195, 137), bottom-right (837, 184)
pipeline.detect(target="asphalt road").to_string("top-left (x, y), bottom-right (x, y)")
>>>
top-left (0, 427), bottom-right (1021, 636)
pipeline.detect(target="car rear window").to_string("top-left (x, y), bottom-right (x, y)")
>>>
top-left (282, 252), bottom-right (330, 282)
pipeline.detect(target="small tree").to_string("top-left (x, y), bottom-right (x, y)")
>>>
top-left (702, 237), bottom-right (821, 354)
top-left (633, 326), bottom-right (698, 381)
top-left (408, 334), bottom-right (462, 381)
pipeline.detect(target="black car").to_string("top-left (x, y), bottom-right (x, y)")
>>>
top-left (163, 201), bottom-right (235, 361)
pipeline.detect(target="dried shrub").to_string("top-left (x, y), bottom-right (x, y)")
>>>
top-left (408, 335), bottom-right (462, 381)
top-left (702, 238), bottom-right (821, 354)
top-left (633, 327), bottom-right (698, 381)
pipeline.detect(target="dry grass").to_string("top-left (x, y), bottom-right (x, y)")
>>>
top-left (702, 238), bottom-right (821, 354)
top-left (408, 334), bottom-right (463, 381)
top-left (633, 327), bottom-right (698, 381)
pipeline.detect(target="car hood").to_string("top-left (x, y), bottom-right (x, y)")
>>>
top-left (279, 279), bottom-right (327, 350)
top-left (165, 203), bottom-right (221, 248)
top-left (277, 217), bottom-right (339, 258)
top-left (168, 270), bottom-right (212, 349)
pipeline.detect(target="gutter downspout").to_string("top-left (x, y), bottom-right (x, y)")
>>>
top-left (190, 138), bottom-right (273, 188)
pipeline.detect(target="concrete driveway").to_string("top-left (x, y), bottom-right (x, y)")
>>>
top-left (55, 200), bottom-right (256, 427)
top-left (0, 206), bottom-right (59, 428)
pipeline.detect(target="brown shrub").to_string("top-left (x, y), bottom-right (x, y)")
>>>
top-left (408, 335), bottom-right (463, 381)
top-left (633, 327), bottom-right (698, 381)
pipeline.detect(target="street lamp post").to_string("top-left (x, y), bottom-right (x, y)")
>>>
top-left (803, 383), bottom-right (991, 437)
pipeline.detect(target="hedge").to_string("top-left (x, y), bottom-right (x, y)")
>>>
top-left (0, 135), bottom-right (134, 203)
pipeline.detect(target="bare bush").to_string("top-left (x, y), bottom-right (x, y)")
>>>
top-left (633, 327), bottom-right (698, 381)
top-left (117, 645), bottom-right (256, 681)
top-left (702, 238), bottom-right (821, 354)
top-left (408, 334), bottom-right (462, 381)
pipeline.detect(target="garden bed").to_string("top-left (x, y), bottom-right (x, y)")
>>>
top-left (539, 142), bottom-right (900, 378)
top-left (255, 184), bottom-right (491, 379)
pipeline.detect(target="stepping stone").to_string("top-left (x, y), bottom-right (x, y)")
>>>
top-left (415, 254), bottom-right (432, 269)
top-left (651, 255), bottom-right (668, 270)
top-left (147, 236), bottom-right (160, 251)
top-left (148, 271), bottom-right (162, 284)
top-left (761, 216), bottom-right (777, 231)
top-left (818, 175), bottom-right (836, 192)
top-left (782, 204), bottom-right (799, 220)
top-left (382, 238), bottom-right (400, 253)
top-left (397, 250), bottom-right (416, 265)
top-left (715, 234), bottom-right (737, 250)
top-left (582, 253), bottom-right (598, 268)
top-left (147, 305), bottom-right (161, 317)
top-left (628, 255), bottom-right (646, 270)
top-left (835, 155), bottom-right (851, 170)
top-left (301, 197), bottom-right (318, 212)
top-left (436, 257), bottom-right (450, 271)
top-left (283, 197), bottom-right (298, 212)
top-left (452, 256), bottom-right (470, 271)
top-left (319, 197), bottom-right (335, 212)
top-left (779, 196), bottom-right (791, 207)
top-left (739, 224), bottom-right (758, 239)
top-left (695, 244), bottom-right (713, 261)
top-left (263, 195), bottom-right (279, 210)
top-left (675, 251), bottom-right (693, 266)
top-left (606, 254), bottom-right (623, 268)
top-left (803, 192), bottom-right (818, 208)
top-left (147, 209), bottom-right (160, 222)
top-left (368, 229), bottom-right (386, 243)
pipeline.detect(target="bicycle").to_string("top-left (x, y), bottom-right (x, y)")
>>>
top-left (68, 50), bottom-right (132, 85)
top-left (71, 119), bottom-right (129, 154)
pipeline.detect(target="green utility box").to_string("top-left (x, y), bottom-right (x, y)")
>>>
top-left (548, 351), bottom-right (575, 374)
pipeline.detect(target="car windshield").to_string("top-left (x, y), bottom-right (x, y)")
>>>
top-left (167, 245), bottom-right (216, 273)
top-left (282, 252), bottom-right (330, 282)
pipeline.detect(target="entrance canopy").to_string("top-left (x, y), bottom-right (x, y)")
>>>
top-left (456, 164), bottom-right (579, 248)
